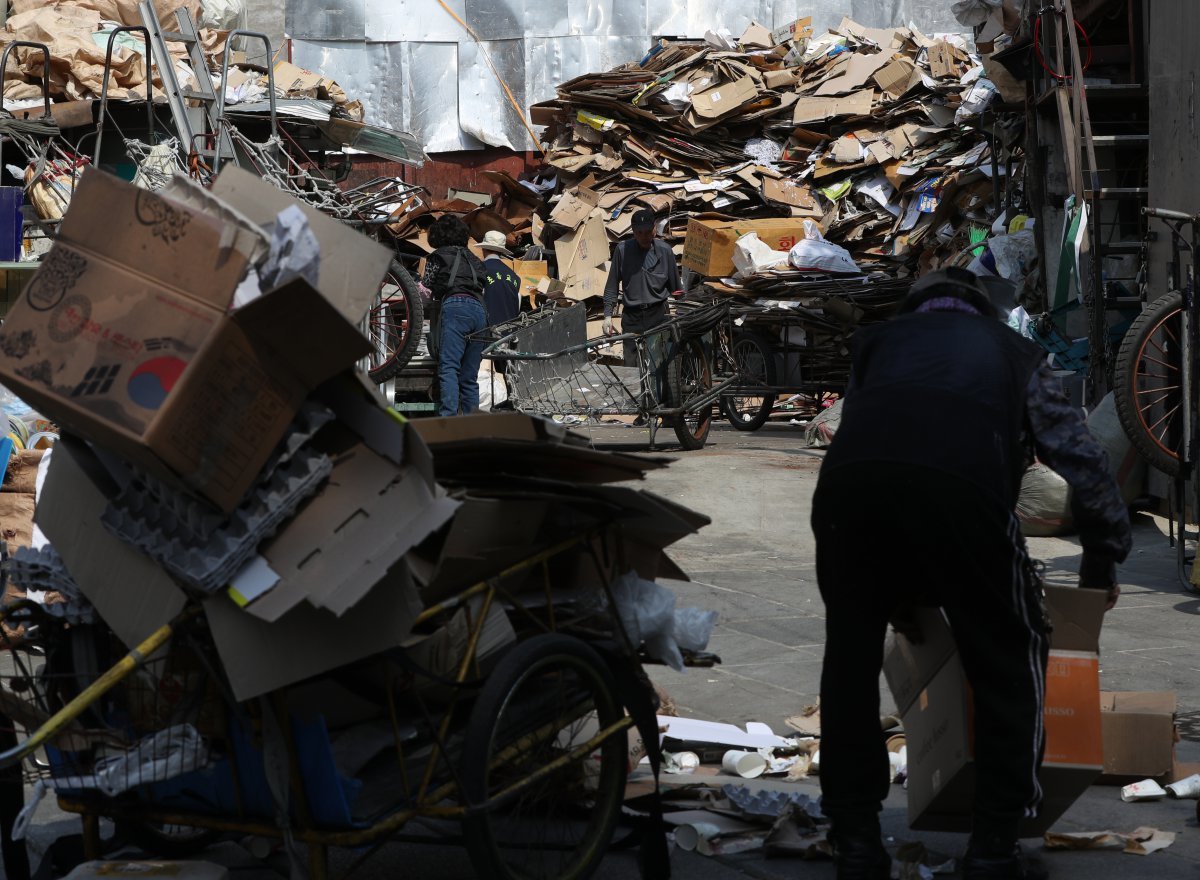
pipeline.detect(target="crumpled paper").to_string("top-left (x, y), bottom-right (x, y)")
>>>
top-left (1044, 827), bottom-right (1177, 856)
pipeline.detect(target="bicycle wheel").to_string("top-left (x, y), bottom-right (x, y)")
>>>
top-left (366, 259), bottom-right (424, 383)
top-left (720, 331), bottom-right (777, 431)
top-left (667, 337), bottom-right (713, 450)
top-left (461, 635), bottom-right (625, 880)
top-left (1113, 291), bottom-right (1184, 476)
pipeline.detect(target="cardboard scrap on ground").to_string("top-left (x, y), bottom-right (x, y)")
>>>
top-left (1044, 827), bottom-right (1177, 856)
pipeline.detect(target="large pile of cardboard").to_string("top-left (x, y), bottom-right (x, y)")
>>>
top-left (524, 16), bottom-right (1020, 307)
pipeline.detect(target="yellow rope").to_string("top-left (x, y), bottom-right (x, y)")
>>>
top-left (434, 0), bottom-right (546, 156)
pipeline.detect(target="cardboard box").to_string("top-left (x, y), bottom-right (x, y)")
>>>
top-left (0, 168), bottom-right (392, 511)
top-left (683, 217), bottom-right (811, 277)
top-left (884, 586), bottom-right (1107, 834)
top-left (505, 258), bottom-right (549, 303)
top-left (1098, 692), bottom-right (1177, 783)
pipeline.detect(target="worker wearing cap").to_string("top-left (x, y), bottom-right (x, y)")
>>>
top-left (602, 209), bottom-right (680, 366)
top-left (812, 267), bottom-right (1131, 880)
top-left (479, 230), bottom-right (522, 328)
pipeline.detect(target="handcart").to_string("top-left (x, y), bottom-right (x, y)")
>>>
top-left (483, 301), bottom-right (733, 450)
top-left (698, 276), bottom-right (910, 431)
top-left (0, 529), bottom-right (690, 880)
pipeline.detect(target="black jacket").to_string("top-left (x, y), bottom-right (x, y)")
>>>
top-left (821, 311), bottom-right (1045, 510)
top-left (428, 246), bottom-right (486, 303)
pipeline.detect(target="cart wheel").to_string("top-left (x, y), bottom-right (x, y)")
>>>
top-left (1113, 291), bottom-right (1184, 476)
top-left (667, 337), bottom-right (713, 450)
top-left (117, 820), bottom-right (221, 858)
top-left (366, 259), bottom-right (424, 383)
top-left (720, 331), bottom-right (776, 431)
top-left (461, 634), bottom-right (625, 880)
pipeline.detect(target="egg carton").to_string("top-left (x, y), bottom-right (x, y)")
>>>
top-left (123, 401), bottom-right (336, 542)
top-left (102, 447), bottom-right (332, 594)
top-left (4, 546), bottom-right (96, 625)
top-left (722, 784), bottom-right (825, 820)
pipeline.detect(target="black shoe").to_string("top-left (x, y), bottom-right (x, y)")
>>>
top-left (830, 831), bottom-right (891, 880)
top-left (963, 844), bottom-right (1048, 880)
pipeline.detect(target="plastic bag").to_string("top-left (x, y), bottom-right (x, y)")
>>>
top-left (788, 220), bottom-right (861, 275)
top-left (985, 229), bottom-right (1037, 281)
top-left (674, 607), bottom-right (717, 653)
top-left (477, 362), bottom-right (509, 411)
top-left (200, 0), bottom-right (246, 29)
top-left (1016, 463), bottom-right (1073, 537)
top-left (955, 79), bottom-right (998, 124)
top-left (951, 0), bottom-right (1002, 27)
top-left (610, 570), bottom-right (681, 670)
top-left (95, 724), bottom-right (209, 797)
top-left (733, 232), bottom-right (790, 278)
top-left (1087, 392), bottom-right (1147, 502)
top-left (805, 398), bottom-right (844, 448)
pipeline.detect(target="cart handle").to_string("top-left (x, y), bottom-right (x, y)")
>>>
top-left (0, 606), bottom-right (199, 770)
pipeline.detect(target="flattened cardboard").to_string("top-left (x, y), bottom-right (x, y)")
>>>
top-left (554, 210), bottom-right (609, 284)
top-left (762, 177), bottom-right (820, 213)
top-left (792, 90), bottom-right (873, 124)
top-left (549, 186), bottom-right (600, 229)
top-left (247, 438), bottom-right (457, 622)
top-left (815, 50), bottom-right (896, 96)
top-left (1099, 692), bottom-right (1177, 783)
top-left (739, 21), bottom-right (774, 49)
top-left (691, 76), bottom-right (757, 119)
top-left (205, 566), bottom-right (423, 702)
top-left (873, 56), bottom-right (920, 96)
top-left (36, 438), bottom-right (186, 651)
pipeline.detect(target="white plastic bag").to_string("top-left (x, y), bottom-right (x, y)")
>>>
top-left (788, 220), bottom-right (861, 274)
top-left (987, 229), bottom-right (1037, 281)
top-left (733, 232), bottom-right (790, 278)
top-left (955, 79), bottom-right (998, 124)
top-left (674, 607), bottom-right (718, 653)
top-left (477, 362), bottom-right (509, 411)
top-left (200, 0), bottom-right (247, 30)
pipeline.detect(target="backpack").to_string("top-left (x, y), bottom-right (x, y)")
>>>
top-left (430, 246), bottom-right (486, 303)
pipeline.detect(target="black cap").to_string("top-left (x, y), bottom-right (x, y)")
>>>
top-left (902, 266), bottom-right (1003, 318)
top-left (632, 209), bottom-right (656, 231)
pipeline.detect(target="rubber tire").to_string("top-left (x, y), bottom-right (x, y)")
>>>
top-left (461, 634), bottom-right (625, 880)
top-left (366, 259), bottom-right (424, 383)
top-left (667, 337), bottom-right (713, 450)
top-left (1113, 291), bottom-right (1184, 477)
top-left (117, 820), bottom-right (221, 858)
top-left (720, 331), bottom-right (777, 432)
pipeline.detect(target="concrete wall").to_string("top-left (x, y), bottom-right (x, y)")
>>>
top-left (1148, 0), bottom-right (1199, 296)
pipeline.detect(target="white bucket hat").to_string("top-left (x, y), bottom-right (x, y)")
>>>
top-left (480, 230), bottom-right (512, 257)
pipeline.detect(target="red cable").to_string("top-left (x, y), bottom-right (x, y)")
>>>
top-left (1034, 13), bottom-right (1092, 81)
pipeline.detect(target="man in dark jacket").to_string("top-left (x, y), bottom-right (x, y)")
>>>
top-left (479, 230), bottom-right (522, 327)
top-left (602, 209), bottom-right (680, 366)
top-left (812, 268), bottom-right (1132, 880)
top-left (422, 215), bottom-right (487, 417)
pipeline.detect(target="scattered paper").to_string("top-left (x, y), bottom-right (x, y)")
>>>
top-left (1044, 827), bottom-right (1176, 856)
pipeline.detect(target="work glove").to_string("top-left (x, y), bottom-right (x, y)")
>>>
top-left (1079, 552), bottom-right (1121, 611)
top-left (602, 316), bottom-right (616, 336)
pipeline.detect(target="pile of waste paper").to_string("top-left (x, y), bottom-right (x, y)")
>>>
top-left (520, 16), bottom-right (1024, 308)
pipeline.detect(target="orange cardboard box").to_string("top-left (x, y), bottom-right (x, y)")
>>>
top-left (885, 586), bottom-right (1107, 835)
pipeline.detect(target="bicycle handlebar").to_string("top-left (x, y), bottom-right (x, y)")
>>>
top-left (1143, 207), bottom-right (1199, 223)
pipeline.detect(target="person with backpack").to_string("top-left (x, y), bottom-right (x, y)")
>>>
top-left (423, 215), bottom-right (488, 416)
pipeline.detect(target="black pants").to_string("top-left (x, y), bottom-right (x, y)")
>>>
top-left (620, 300), bottom-right (669, 368)
top-left (812, 462), bottom-right (1050, 838)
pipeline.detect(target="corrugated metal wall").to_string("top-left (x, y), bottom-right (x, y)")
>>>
top-left (283, 0), bottom-right (964, 154)
top-left (1148, 0), bottom-right (1199, 295)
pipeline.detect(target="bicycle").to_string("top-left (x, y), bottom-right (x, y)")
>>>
top-left (1112, 206), bottom-right (1199, 590)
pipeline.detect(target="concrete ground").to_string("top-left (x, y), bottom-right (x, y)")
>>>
top-left (14, 420), bottom-right (1200, 879)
